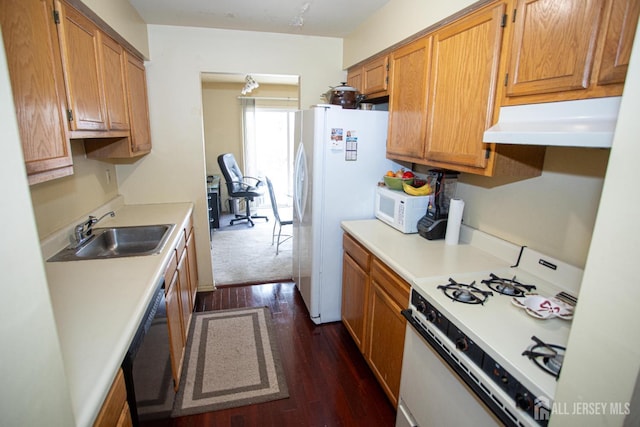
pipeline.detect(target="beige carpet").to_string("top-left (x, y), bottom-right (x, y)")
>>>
top-left (211, 209), bottom-right (293, 286)
top-left (172, 307), bottom-right (289, 416)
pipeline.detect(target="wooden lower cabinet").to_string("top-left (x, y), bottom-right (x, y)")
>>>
top-left (164, 251), bottom-right (184, 391)
top-left (93, 369), bottom-right (132, 427)
top-left (341, 233), bottom-right (371, 352)
top-left (366, 258), bottom-right (409, 409)
top-left (164, 214), bottom-right (199, 391)
top-left (186, 228), bottom-right (199, 309)
top-left (341, 233), bottom-right (409, 408)
top-left (177, 247), bottom-right (191, 341)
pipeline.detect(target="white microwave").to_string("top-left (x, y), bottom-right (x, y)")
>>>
top-left (375, 186), bottom-right (430, 234)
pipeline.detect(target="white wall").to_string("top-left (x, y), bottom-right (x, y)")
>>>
top-left (29, 142), bottom-right (119, 239)
top-left (456, 147), bottom-right (609, 268)
top-left (0, 33), bottom-right (75, 427)
top-left (550, 26), bottom-right (640, 427)
top-left (116, 25), bottom-right (345, 289)
top-left (79, 0), bottom-right (149, 58)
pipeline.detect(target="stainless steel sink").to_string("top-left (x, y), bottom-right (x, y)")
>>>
top-left (48, 224), bottom-right (175, 262)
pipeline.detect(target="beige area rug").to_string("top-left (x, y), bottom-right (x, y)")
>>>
top-left (212, 209), bottom-right (293, 286)
top-left (172, 307), bottom-right (289, 417)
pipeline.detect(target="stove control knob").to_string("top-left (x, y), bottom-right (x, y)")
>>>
top-left (515, 392), bottom-right (533, 411)
top-left (426, 310), bottom-right (436, 323)
top-left (416, 301), bottom-right (427, 313)
top-left (455, 337), bottom-right (468, 352)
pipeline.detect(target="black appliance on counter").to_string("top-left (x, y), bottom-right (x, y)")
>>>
top-left (417, 170), bottom-right (459, 240)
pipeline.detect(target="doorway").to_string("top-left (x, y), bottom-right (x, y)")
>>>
top-left (201, 72), bottom-right (299, 213)
top-left (201, 72), bottom-right (299, 286)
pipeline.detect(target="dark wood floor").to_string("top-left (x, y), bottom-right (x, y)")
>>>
top-left (141, 281), bottom-right (396, 427)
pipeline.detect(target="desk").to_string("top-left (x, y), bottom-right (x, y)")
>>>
top-left (207, 175), bottom-right (221, 230)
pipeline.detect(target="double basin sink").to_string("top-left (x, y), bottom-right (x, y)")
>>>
top-left (48, 224), bottom-right (175, 262)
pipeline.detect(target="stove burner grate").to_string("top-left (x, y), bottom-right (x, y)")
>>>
top-left (437, 278), bottom-right (493, 305)
top-left (481, 273), bottom-right (536, 297)
top-left (522, 335), bottom-right (566, 379)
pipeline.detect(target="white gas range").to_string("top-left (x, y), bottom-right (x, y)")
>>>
top-left (397, 246), bottom-right (583, 427)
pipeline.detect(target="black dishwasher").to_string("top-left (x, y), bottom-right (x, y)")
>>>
top-left (121, 278), bottom-right (175, 425)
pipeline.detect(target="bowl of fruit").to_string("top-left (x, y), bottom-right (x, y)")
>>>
top-left (384, 169), bottom-right (414, 190)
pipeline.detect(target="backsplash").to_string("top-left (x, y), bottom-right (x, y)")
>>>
top-left (453, 147), bottom-right (609, 268)
top-left (29, 141), bottom-right (119, 240)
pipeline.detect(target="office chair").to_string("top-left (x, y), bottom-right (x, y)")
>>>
top-left (217, 153), bottom-right (268, 226)
top-left (266, 177), bottom-right (292, 255)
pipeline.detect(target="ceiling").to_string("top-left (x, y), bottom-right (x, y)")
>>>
top-left (128, 0), bottom-right (389, 38)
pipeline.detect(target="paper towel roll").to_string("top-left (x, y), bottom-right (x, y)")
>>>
top-left (445, 198), bottom-right (465, 245)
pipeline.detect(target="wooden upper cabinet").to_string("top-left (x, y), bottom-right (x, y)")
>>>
top-left (387, 36), bottom-right (432, 162)
top-left (99, 33), bottom-right (129, 130)
top-left (56, 0), bottom-right (108, 131)
top-left (597, 0), bottom-right (640, 85)
top-left (347, 55), bottom-right (389, 98)
top-left (346, 67), bottom-right (363, 93)
top-left (124, 53), bottom-right (152, 153)
top-left (0, 0), bottom-right (73, 185)
top-left (362, 55), bottom-right (389, 96)
top-left (425, 2), bottom-right (506, 169)
top-left (504, 0), bottom-right (605, 98)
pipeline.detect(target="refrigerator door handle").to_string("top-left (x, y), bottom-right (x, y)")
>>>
top-left (294, 143), bottom-right (308, 223)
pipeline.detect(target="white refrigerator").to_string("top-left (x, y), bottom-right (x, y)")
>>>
top-left (293, 105), bottom-right (401, 324)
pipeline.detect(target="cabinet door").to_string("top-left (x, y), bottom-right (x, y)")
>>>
top-left (425, 2), bottom-right (506, 168)
top-left (387, 36), bottom-right (432, 162)
top-left (0, 0), bottom-right (73, 184)
top-left (177, 249), bottom-right (192, 342)
top-left (366, 280), bottom-right (407, 408)
top-left (56, 0), bottom-right (107, 131)
top-left (597, 0), bottom-right (640, 85)
top-left (505, 0), bottom-right (604, 97)
top-left (99, 33), bottom-right (129, 130)
top-left (347, 67), bottom-right (363, 93)
top-left (186, 229), bottom-right (199, 310)
top-left (342, 253), bottom-right (369, 352)
top-left (125, 53), bottom-right (152, 153)
top-left (367, 259), bottom-right (410, 408)
top-left (363, 55), bottom-right (389, 96)
top-left (166, 270), bottom-right (184, 391)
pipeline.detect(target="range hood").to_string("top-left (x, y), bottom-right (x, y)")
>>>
top-left (483, 97), bottom-right (621, 148)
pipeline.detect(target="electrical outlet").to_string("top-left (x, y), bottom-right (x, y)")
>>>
top-left (105, 169), bottom-right (111, 185)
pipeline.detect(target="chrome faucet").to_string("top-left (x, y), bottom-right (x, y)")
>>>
top-left (72, 211), bottom-right (115, 247)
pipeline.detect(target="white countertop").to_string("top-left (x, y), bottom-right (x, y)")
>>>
top-left (340, 219), bottom-right (520, 285)
top-left (43, 201), bottom-right (193, 427)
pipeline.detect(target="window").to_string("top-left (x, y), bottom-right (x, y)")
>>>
top-left (243, 106), bottom-right (295, 208)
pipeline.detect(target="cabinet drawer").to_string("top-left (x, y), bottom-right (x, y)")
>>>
top-left (371, 258), bottom-right (410, 309)
top-left (343, 233), bottom-right (371, 271)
